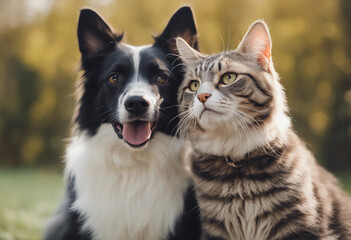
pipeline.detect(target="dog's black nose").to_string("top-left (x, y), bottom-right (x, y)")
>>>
top-left (124, 96), bottom-right (149, 115)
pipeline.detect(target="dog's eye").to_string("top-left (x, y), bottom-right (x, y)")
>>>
top-left (156, 75), bottom-right (169, 85)
top-left (189, 80), bottom-right (200, 92)
top-left (108, 73), bottom-right (120, 85)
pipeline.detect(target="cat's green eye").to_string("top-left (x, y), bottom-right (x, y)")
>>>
top-left (221, 73), bottom-right (237, 85)
top-left (189, 80), bottom-right (200, 92)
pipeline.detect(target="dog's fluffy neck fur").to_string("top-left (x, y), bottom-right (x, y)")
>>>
top-left (66, 124), bottom-right (189, 240)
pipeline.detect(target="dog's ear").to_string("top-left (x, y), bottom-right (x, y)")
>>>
top-left (154, 6), bottom-right (199, 54)
top-left (77, 9), bottom-right (123, 58)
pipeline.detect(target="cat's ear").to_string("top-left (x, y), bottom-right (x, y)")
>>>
top-left (77, 9), bottom-right (123, 58)
top-left (237, 20), bottom-right (272, 71)
top-left (176, 37), bottom-right (204, 66)
top-left (154, 6), bottom-right (199, 54)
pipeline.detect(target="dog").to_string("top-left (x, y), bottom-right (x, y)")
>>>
top-left (44, 7), bottom-right (201, 240)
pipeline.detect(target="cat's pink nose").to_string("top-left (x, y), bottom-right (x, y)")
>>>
top-left (197, 93), bottom-right (212, 103)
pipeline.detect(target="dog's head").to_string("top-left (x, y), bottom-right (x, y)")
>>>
top-left (75, 7), bottom-right (198, 149)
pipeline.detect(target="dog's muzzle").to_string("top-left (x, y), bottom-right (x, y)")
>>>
top-left (114, 95), bottom-right (158, 148)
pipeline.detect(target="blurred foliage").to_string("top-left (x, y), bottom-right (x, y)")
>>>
top-left (0, 0), bottom-right (350, 170)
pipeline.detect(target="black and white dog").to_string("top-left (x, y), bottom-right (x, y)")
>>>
top-left (44, 7), bottom-right (201, 240)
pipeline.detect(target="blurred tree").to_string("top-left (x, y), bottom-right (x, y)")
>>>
top-left (0, 54), bottom-right (40, 166)
top-left (0, 0), bottom-right (350, 170)
top-left (322, 0), bottom-right (351, 170)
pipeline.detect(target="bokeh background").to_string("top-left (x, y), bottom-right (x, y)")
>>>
top-left (0, 0), bottom-right (351, 239)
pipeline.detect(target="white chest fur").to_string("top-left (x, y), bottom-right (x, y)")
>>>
top-left (225, 200), bottom-right (272, 240)
top-left (65, 124), bottom-right (189, 240)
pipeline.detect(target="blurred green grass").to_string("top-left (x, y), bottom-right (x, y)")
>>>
top-left (0, 168), bottom-right (63, 240)
top-left (0, 168), bottom-right (350, 240)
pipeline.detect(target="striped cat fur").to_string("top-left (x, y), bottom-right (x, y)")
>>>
top-left (176, 21), bottom-right (351, 240)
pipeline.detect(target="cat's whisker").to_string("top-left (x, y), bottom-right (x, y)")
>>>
top-left (171, 62), bottom-right (187, 72)
top-left (235, 110), bottom-right (278, 155)
top-left (162, 104), bottom-right (181, 110)
top-left (217, 31), bottom-right (225, 53)
top-left (168, 110), bottom-right (192, 134)
top-left (172, 110), bottom-right (192, 133)
top-left (236, 111), bottom-right (260, 125)
top-left (230, 111), bottom-right (252, 154)
top-left (238, 105), bottom-right (268, 114)
top-left (225, 112), bottom-right (244, 148)
top-left (235, 111), bottom-right (268, 152)
top-left (158, 112), bottom-right (168, 121)
top-left (226, 26), bottom-right (231, 53)
top-left (174, 111), bottom-right (194, 143)
top-left (226, 112), bottom-right (247, 150)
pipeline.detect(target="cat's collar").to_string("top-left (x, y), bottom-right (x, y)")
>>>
top-left (225, 156), bottom-right (243, 168)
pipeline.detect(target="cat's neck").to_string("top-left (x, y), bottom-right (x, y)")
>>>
top-left (190, 110), bottom-right (291, 160)
top-left (193, 136), bottom-right (288, 168)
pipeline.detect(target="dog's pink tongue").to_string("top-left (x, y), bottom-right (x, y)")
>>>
top-left (122, 121), bottom-right (152, 146)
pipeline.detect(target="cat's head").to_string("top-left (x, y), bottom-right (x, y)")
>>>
top-left (176, 21), bottom-right (290, 156)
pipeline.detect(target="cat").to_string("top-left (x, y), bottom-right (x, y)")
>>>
top-left (175, 20), bottom-right (351, 240)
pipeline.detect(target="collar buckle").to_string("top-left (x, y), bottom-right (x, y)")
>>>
top-left (225, 156), bottom-right (242, 168)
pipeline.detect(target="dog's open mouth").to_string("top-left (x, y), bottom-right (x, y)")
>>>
top-left (115, 121), bottom-right (157, 147)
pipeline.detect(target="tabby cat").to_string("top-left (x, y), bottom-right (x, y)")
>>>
top-left (175, 21), bottom-right (351, 240)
